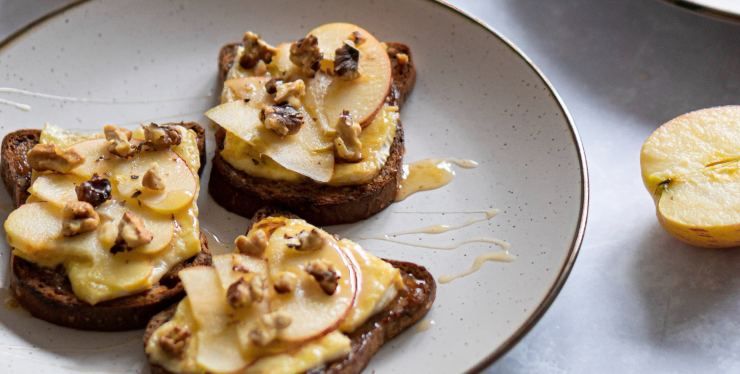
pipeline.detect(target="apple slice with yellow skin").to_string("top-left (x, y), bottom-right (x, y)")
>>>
top-left (305, 22), bottom-right (392, 128)
top-left (641, 106), bottom-right (740, 248)
top-left (113, 150), bottom-right (197, 214)
top-left (96, 201), bottom-right (174, 254)
top-left (67, 138), bottom-right (111, 179)
top-left (265, 222), bottom-right (358, 342)
top-left (179, 266), bottom-right (249, 372)
top-left (28, 173), bottom-right (83, 207)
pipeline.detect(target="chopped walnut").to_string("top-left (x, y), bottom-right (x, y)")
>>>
top-left (286, 229), bottom-right (324, 252)
top-left (334, 110), bottom-right (363, 162)
top-left (159, 325), bottom-right (191, 358)
top-left (349, 31), bottom-right (365, 45)
top-left (395, 52), bottom-right (409, 65)
top-left (239, 31), bottom-right (277, 70)
top-left (334, 42), bottom-right (360, 80)
top-left (142, 123), bottom-right (181, 151)
top-left (248, 312), bottom-right (292, 346)
top-left (27, 144), bottom-right (84, 173)
top-left (62, 201), bottom-right (99, 237)
top-left (388, 45), bottom-right (411, 75)
top-left (305, 259), bottom-right (340, 295)
top-left (248, 276), bottom-right (265, 302)
top-left (226, 278), bottom-right (252, 309)
top-left (103, 124), bottom-right (134, 157)
top-left (75, 175), bottom-right (111, 207)
top-left (273, 79), bottom-right (305, 107)
top-left (113, 211), bottom-right (153, 252)
top-left (290, 34), bottom-right (322, 76)
top-left (260, 103), bottom-right (304, 137)
top-left (235, 229), bottom-right (268, 257)
top-left (273, 272), bottom-right (298, 294)
top-left (142, 164), bottom-right (165, 191)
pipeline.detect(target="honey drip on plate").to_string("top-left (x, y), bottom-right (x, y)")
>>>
top-left (438, 251), bottom-right (516, 284)
top-left (386, 209), bottom-right (498, 236)
top-left (395, 158), bottom-right (478, 201)
top-left (365, 236), bottom-right (510, 250)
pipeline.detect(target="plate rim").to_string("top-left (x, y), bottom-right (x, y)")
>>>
top-left (658, 0), bottom-right (740, 23)
top-left (0, 0), bottom-right (590, 372)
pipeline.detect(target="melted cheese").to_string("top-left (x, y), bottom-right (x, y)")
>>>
top-left (221, 104), bottom-right (397, 185)
top-left (5, 125), bottom-right (202, 305)
top-left (146, 217), bottom-right (398, 373)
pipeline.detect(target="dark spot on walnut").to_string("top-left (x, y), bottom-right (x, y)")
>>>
top-left (75, 174), bottom-right (111, 207)
top-left (334, 42), bottom-right (360, 80)
top-left (260, 103), bottom-right (304, 137)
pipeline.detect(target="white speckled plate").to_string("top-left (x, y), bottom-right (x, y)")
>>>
top-left (0, 0), bottom-right (587, 372)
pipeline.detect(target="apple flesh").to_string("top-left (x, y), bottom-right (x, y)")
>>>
top-left (264, 222), bottom-right (358, 342)
top-left (305, 22), bottom-right (392, 128)
top-left (641, 106), bottom-right (740, 248)
top-left (28, 173), bottom-right (82, 207)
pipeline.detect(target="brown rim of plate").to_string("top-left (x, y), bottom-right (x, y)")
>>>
top-left (0, 1), bottom-right (589, 372)
top-left (657, 0), bottom-right (740, 23)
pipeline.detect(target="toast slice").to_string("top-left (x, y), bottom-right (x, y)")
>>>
top-left (209, 41), bottom-right (416, 226)
top-left (1, 122), bottom-right (212, 331)
top-left (145, 208), bottom-right (436, 374)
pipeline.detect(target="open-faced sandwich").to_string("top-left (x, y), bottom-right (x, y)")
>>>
top-left (207, 22), bottom-right (415, 225)
top-left (1, 122), bottom-right (211, 330)
top-left (145, 208), bottom-right (435, 373)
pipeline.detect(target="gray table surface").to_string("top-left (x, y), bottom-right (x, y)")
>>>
top-left (2, 0), bottom-right (740, 373)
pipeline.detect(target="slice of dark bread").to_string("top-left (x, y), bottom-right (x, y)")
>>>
top-left (145, 208), bottom-right (436, 374)
top-left (209, 42), bottom-right (416, 226)
top-left (1, 122), bottom-right (212, 331)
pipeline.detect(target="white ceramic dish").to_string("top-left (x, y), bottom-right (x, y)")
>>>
top-left (0, 0), bottom-right (587, 372)
top-left (661, 0), bottom-right (740, 21)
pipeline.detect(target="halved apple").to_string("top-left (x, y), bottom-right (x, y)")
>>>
top-left (28, 173), bottom-right (83, 207)
top-left (96, 201), bottom-right (174, 254)
top-left (114, 150), bottom-right (197, 214)
top-left (304, 22), bottom-right (392, 128)
top-left (264, 222), bottom-right (358, 342)
top-left (641, 106), bottom-right (740, 248)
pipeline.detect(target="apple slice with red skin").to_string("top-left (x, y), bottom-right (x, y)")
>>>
top-left (264, 222), bottom-right (359, 343)
top-left (304, 22), bottom-right (392, 128)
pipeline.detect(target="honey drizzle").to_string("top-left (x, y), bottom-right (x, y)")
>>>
top-left (438, 251), bottom-right (516, 284)
top-left (395, 158), bottom-right (478, 201)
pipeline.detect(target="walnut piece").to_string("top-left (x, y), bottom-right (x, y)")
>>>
top-left (349, 31), bottom-right (365, 45)
top-left (75, 175), bottom-right (111, 207)
top-left (142, 164), bottom-right (165, 191)
top-left (334, 42), bottom-right (360, 80)
top-left (103, 124), bottom-right (134, 157)
top-left (159, 325), bottom-right (190, 358)
top-left (239, 31), bottom-right (277, 70)
top-left (334, 110), bottom-right (363, 162)
top-left (290, 34), bottom-right (322, 76)
top-left (286, 229), bottom-right (324, 252)
top-left (248, 312), bottom-right (292, 346)
top-left (260, 103), bottom-right (304, 137)
top-left (273, 272), bottom-right (298, 294)
top-left (227, 276), bottom-right (265, 309)
top-left (112, 211), bottom-right (153, 252)
top-left (27, 144), bottom-right (84, 173)
top-left (305, 259), bottom-right (340, 295)
top-left (62, 201), bottom-right (100, 237)
top-left (396, 52), bottom-right (409, 65)
top-left (273, 79), bottom-right (306, 107)
top-left (142, 123), bottom-right (181, 151)
top-left (235, 229), bottom-right (268, 257)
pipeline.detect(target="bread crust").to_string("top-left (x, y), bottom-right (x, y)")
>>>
top-left (0, 122), bottom-right (211, 331)
top-left (145, 208), bottom-right (435, 374)
top-left (209, 42), bottom-right (416, 226)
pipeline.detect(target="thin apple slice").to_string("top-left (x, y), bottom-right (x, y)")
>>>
top-left (113, 150), bottom-right (197, 214)
top-left (223, 76), bottom-right (271, 104)
top-left (207, 101), bottom-right (334, 182)
top-left (67, 138), bottom-right (111, 179)
top-left (179, 266), bottom-right (248, 372)
top-left (96, 201), bottom-right (174, 254)
top-left (305, 22), bottom-right (392, 128)
top-left (28, 173), bottom-right (83, 207)
top-left (268, 43), bottom-right (301, 80)
top-left (265, 222), bottom-right (357, 342)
